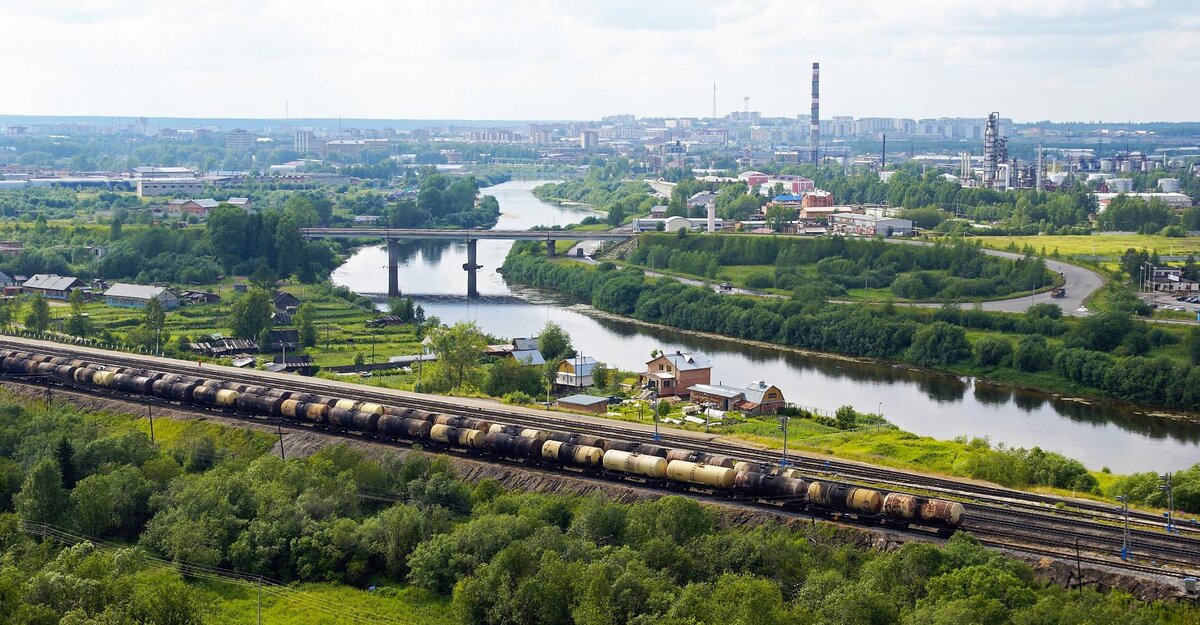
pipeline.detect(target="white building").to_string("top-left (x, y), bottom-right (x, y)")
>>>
top-left (136, 178), bottom-right (205, 197)
top-left (828, 213), bottom-right (913, 237)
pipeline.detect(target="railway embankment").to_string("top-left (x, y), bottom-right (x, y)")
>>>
top-left (1, 379), bottom-right (1191, 603)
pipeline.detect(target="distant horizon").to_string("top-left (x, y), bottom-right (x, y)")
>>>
top-left (3, 113), bottom-right (1199, 129)
top-left (2, 2), bottom-right (1197, 123)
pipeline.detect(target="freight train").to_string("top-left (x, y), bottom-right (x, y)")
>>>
top-left (0, 349), bottom-right (964, 531)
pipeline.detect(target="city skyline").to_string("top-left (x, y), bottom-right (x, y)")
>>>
top-left (1, 0), bottom-right (1197, 122)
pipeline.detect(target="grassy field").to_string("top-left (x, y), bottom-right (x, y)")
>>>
top-left (970, 233), bottom-right (1200, 257)
top-left (50, 280), bottom-right (428, 369)
top-left (201, 582), bottom-right (453, 625)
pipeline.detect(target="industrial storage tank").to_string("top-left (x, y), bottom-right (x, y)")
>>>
top-left (114, 374), bottom-right (155, 395)
top-left (484, 432), bottom-right (539, 459)
top-left (430, 424), bottom-right (484, 448)
top-left (236, 394), bottom-right (283, 416)
top-left (327, 407), bottom-right (356, 428)
top-left (334, 399), bottom-right (360, 412)
top-left (151, 380), bottom-right (198, 402)
top-left (734, 472), bottom-right (807, 497)
top-left (807, 482), bottom-right (883, 515)
top-left (544, 432), bottom-right (608, 449)
top-left (92, 371), bottom-right (117, 388)
top-left (303, 403), bottom-right (330, 424)
top-left (357, 402), bottom-right (385, 416)
top-left (634, 444), bottom-right (670, 458)
top-left (919, 499), bottom-right (964, 527)
top-left (882, 493), bottom-right (922, 521)
top-left (542, 441), bottom-right (603, 467)
top-left (603, 450), bottom-right (668, 479)
top-left (667, 449), bottom-right (736, 468)
top-left (74, 368), bottom-right (98, 384)
top-left (4, 357), bottom-right (32, 374)
top-left (432, 415), bottom-right (492, 432)
top-left (602, 440), bottom-right (641, 453)
top-left (280, 400), bottom-right (305, 420)
top-left (666, 460), bottom-right (736, 489)
top-left (378, 415), bottom-right (432, 440)
top-left (52, 365), bottom-right (77, 383)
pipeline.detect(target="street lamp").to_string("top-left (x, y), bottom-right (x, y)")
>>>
top-left (1116, 495), bottom-right (1131, 561)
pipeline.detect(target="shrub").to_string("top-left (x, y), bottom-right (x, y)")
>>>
top-left (502, 391), bottom-right (535, 405)
top-left (909, 322), bottom-right (971, 366)
top-left (1012, 335), bottom-right (1052, 372)
top-left (973, 336), bottom-right (1013, 367)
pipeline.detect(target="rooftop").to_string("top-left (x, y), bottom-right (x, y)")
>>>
top-left (103, 283), bottom-right (173, 300)
top-left (23, 274), bottom-right (82, 292)
top-left (557, 394), bottom-right (609, 406)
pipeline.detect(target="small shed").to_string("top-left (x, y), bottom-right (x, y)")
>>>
top-left (555, 394), bottom-right (609, 414)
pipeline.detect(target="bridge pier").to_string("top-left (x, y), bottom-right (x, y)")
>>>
top-left (546, 240), bottom-right (555, 257)
top-left (463, 239), bottom-right (481, 298)
top-left (386, 240), bottom-right (400, 297)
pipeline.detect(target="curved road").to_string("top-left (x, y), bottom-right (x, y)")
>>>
top-left (575, 237), bottom-right (1107, 316)
top-left (889, 240), bottom-right (1105, 316)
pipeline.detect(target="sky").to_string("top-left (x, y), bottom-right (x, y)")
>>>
top-left (1, 0), bottom-right (1198, 123)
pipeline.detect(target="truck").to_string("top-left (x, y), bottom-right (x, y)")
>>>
top-left (1050, 287), bottom-right (1066, 298)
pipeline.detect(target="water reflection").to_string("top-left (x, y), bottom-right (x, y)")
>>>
top-left (331, 181), bottom-right (1200, 473)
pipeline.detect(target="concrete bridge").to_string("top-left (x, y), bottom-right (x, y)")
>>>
top-left (300, 227), bottom-right (634, 297)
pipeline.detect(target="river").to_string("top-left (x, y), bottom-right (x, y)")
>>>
top-left (332, 180), bottom-right (1200, 474)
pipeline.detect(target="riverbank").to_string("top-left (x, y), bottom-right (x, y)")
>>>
top-left (503, 247), bottom-right (1200, 417)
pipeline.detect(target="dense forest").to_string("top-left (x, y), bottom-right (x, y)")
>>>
top-left (627, 234), bottom-right (1053, 301)
top-left (0, 400), bottom-right (1191, 624)
top-left (501, 245), bottom-right (1200, 413)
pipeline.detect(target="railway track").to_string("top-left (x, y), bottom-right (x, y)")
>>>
top-left (1, 336), bottom-right (1198, 580)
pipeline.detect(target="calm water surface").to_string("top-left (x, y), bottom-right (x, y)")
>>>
top-left (332, 180), bottom-right (1200, 473)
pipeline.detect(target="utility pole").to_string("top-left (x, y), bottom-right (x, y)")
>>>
top-left (1116, 495), bottom-right (1131, 560)
top-left (1161, 473), bottom-right (1175, 533)
top-left (257, 577), bottom-right (263, 625)
top-left (277, 423), bottom-right (286, 460)
top-left (652, 401), bottom-right (660, 442)
top-left (1075, 537), bottom-right (1082, 590)
top-left (779, 414), bottom-right (789, 467)
top-left (147, 402), bottom-right (155, 444)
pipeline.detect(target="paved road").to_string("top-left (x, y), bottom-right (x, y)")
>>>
top-left (885, 239), bottom-right (1106, 316)
top-left (572, 237), bottom-right (1107, 316)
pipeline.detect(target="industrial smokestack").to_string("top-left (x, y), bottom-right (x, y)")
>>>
top-left (810, 62), bottom-right (820, 165)
top-left (881, 134), bottom-right (887, 171)
top-left (707, 202), bottom-right (716, 233)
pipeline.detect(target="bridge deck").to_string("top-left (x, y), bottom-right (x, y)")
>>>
top-left (301, 227), bottom-right (634, 241)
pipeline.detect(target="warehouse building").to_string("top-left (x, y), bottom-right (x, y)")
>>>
top-left (22, 274), bottom-right (85, 300)
top-left (103, 283), bottom-right (181, 309)
top-left (828, 213), bottom-right (913, 237)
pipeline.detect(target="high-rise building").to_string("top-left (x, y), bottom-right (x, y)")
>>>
top-left (225, 129), bottom-right (254, 151)
top-left (579, 130), bottom-right (598, 149)
top-left (294, 130), bottom-right (315, 153)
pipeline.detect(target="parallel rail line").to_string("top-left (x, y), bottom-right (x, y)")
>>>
top-left (1, 337), bottom-right (1197, 580)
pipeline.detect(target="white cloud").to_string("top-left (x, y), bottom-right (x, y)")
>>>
top-left (0, 0), bottom-right (1195, 121)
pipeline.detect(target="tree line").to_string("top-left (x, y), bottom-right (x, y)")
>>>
top-left (501, 245), bottom-right (1200, 412)
top-left (0, 400), bottom-right (1191, 624)
top-left (626, 233), bottom-right (1052, 301)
